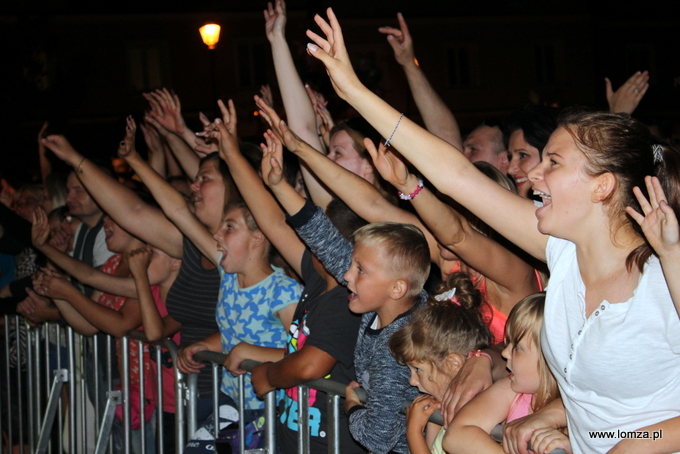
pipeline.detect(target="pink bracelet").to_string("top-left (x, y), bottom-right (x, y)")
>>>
top-left (398, 178), bottom-right (424, 201)
top-left (467, 350), bottom-right (493, 368)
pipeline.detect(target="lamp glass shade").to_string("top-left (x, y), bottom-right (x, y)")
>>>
top-left (199, 24), bottom-right (221, 49)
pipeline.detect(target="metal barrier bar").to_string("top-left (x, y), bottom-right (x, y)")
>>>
top-left (14, 317), bottom-right (25, 454)
top-left (138, 339), bottom-right (147, 454)
top-left (27, 327), bottom-right (35, 454)
top-left (156, 345), bottom-right (165, 454)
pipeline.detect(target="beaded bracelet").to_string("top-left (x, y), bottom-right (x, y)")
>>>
top-left (397, 178), bottom-right (424, 201)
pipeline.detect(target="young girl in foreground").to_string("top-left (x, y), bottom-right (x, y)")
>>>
top-left (389, 273), bottom-right (491, 454)
top-left (445, 293), bottom-right (570, 454)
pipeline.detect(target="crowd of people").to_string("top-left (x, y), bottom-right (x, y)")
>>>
top-left (2, 1), bottom-right (679, 453)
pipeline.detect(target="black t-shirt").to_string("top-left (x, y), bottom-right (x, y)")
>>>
top-left (279, 249), bottom-right (365, 454)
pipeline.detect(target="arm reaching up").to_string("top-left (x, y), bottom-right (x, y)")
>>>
top-left (204, 98), bottom-right (306, 277)
top-left (41, 131), bottom-right (184, 258)
top-left (265, 0), bottom-right (333, 209)
top-left (117, 116), bottom-right (220, 265)
top-left (378, 13), bottom-right (462, 149)
top-left (305, 9), bottom-right (546, 261)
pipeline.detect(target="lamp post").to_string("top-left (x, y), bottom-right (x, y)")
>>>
top-left (199, 23), bottom-right (221, 104)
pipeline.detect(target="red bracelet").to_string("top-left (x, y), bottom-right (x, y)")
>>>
top-left (398, 178), bottom-right (424, 201)
top-left (467, 350), bottom-right (493, 368)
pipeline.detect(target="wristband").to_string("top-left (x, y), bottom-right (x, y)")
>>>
top-left (467, 350), bottom-right (493, 368)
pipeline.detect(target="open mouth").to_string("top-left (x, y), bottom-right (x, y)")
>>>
top-left (348, 292), bottom-right (358, 302)
top-left (514, 177), bottom-right (528, 185)
top-left (533, 190), bottom-right (552, 205)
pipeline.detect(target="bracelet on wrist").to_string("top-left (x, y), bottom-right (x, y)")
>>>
top-left (398, 178), bottom-right (424, 201)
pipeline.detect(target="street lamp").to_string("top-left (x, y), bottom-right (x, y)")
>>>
top-left (199, 24), bottom-right (221, 49)
top-left (199, 23), bottom-right (221, 104)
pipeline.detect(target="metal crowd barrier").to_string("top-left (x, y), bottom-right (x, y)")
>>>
top-left (0, 316), bottom-right (184, 454)
top-left (1, 314), bottom-right (566, 454)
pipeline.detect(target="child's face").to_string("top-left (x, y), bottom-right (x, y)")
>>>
top-left (213, 208), bottom-right (257, 273)
top-left (406, 360), bottom-right (447, 400)
top-left (502, 337), bottom-right (541, 394)
top-left (343, 242), bottom-right (395, 314)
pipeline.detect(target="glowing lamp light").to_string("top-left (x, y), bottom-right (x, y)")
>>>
top-left (199, 24), bottom-right (221, 50)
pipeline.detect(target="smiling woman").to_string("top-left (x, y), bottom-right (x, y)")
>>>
top-left (503, 105), bottom-right (558, 199)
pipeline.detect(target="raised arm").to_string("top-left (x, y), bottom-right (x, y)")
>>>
top-left (378, 13), bottom-right (462, 149)
top-left (256, 95), bottom-right (439, 262)
top-left (208, 99), bottom-right (305, 276)
top-left (144, 113), bottom-right (200, 179)
top-left (265, 0), bottom-right (333, 209)
top-left (118, 117), bottom-right (219, 265)
top-left (368, 143), bottom-right (539, 299)
top-left (41, 133), bottom-right (184, 258)
top-left (306, 9), bottom-right (547, 260)
top-left (140, 121), bottom-right (167, 179)
top-left (144, 88), bottom-right (198, 151)
top-left (32, 208), bottom-right (139, 297)
top-left (37, 122), bottom-right (52, 183)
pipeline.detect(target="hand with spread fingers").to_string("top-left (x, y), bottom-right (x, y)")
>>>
top-left (605, 70), bottom-right (649, 114)
top-left (305, 8), bottom-right (364, 102)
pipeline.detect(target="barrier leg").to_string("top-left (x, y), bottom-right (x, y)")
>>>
top-left (35, 369), bottom-right (69, 454)
top-left (94, 390), bottom-right (122, 454)
top-left (174, 366), bottom-right (185, 454)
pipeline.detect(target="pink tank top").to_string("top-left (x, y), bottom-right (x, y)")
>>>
top-left (506, 393), bottom-right (533, 423)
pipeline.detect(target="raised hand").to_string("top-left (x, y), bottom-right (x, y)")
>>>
top-left (143, 88), bottom-right (188, 136)
top-left (364, 138), bottom-right (413, 190)
top-left (127, 247), bottom-right (152, 278)
top-left (197, 99), bottom-right (240, 162)
top-left (378, 13), bottom-right (416, 67)
top-left (627, 175), bottom-right (680, 259)
top-left (140, 120), bottom-right (164, 155)
top-left (260, 84), bottom-right (275, 109)
top-left (37, 121), bottom-right (49, 143)
top-left (117, 116), bottom-right (139, 159)
top-left (194, 111), bottom-right (220, 155)
top-left (305, 8), bottom-right (363, 101)
top-left (31, 207), bottom-right (51, 249)
top-left (264, 0), bottom-right (287, 41)
top-left (605, 70), bottom-right (649, 114)
top-left (260, 130), bottom-right (285, 187)
top-left (255, 95), bottom-right (305, 153)
top-left (41, 135), bottom-right (82, 167)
